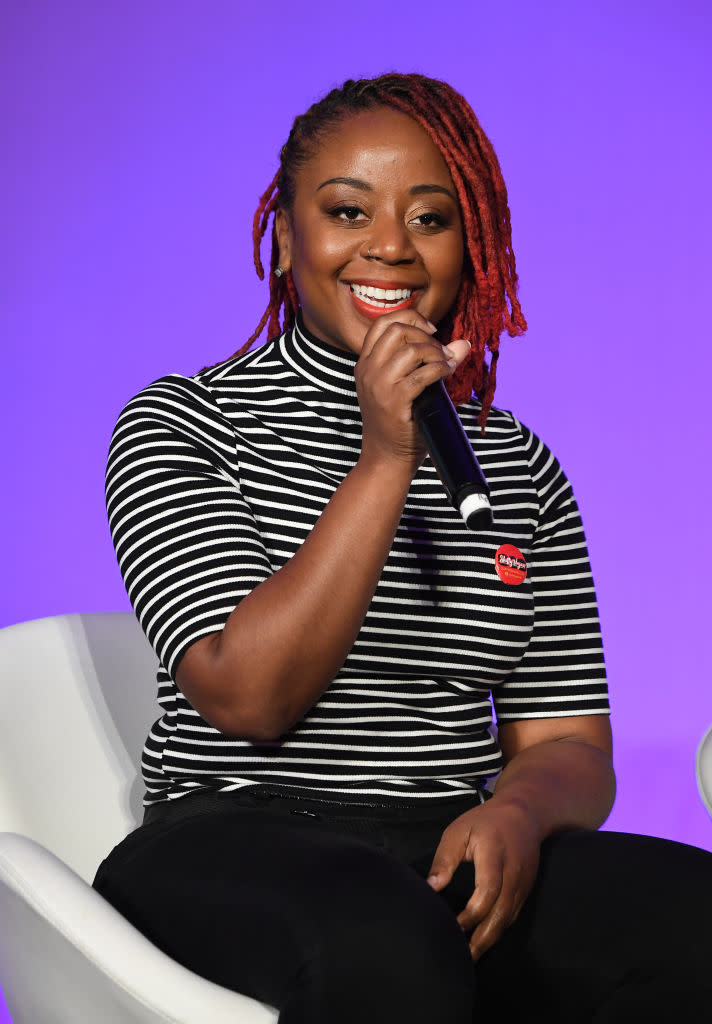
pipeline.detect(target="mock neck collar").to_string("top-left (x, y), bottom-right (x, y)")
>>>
top-left (280, 315), bottom-right (359, 398)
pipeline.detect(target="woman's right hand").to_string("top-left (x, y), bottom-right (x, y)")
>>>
top-left (355, 311), bottom-right (471, 473)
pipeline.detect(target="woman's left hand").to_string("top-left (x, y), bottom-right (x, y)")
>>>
top-left (427, 719), bottom-right (616, 960)
top-left (426, 797), bottom-right (542, 961)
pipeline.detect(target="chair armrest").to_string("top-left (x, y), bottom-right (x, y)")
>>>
top-left (0, 833), bottom-right (278, 1024)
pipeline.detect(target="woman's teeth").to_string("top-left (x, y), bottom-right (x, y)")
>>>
top-left (350, 283), bottom-right (413, 308)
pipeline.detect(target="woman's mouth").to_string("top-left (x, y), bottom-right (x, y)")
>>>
top-left (348, 282), bottom-right (419, 320)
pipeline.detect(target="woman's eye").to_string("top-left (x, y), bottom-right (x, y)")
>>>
top-left (330, 205), bottom-right (367, 222)
top-left (411, 212), bottom-right (447, 229)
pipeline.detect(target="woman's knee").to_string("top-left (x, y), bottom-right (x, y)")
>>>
top-left (281, 842), bottom-right (475, 1023)
top-left (475, 830), bottom-right (712, 1021)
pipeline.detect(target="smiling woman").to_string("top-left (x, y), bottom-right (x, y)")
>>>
top-left (272, 109), bottom-right (464, 348)
top-left (248, 74), bottom-right (527, 428)
top-left (93, 72), bottom-right (712, 1023)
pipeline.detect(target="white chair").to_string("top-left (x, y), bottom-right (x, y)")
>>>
top-left (0, 612), bottom-right (279, 1024)
top-left (696, 722), bottom-right (712, 819)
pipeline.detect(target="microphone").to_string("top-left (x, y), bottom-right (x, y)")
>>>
top-left (412, 379), bottom-right (493, 531)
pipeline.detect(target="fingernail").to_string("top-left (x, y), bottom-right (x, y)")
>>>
top-left (427, 874), bottom-right (440, 887)
top-left (446, 359), bottom-right (458, 371)
top-left (444, 340), bottom-right (471, 361)
top-left (425, 320), bottom-right (437, 333)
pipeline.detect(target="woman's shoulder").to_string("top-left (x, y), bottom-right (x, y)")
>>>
top-left (114, 335), bottom-right (283, 423)
top-left (112, 372), bottom-right (222, 433)
top-left (457, 399), bottom-right (573, 507)
top-left (194, 333), bottom-right (285, 389)
top-left (456, 399), bottom-right (545, 452)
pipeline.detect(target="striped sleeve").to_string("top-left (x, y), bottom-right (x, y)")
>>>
top-left (105, 374), bottom-right (273, 679)
top-left (491, 419), bottom-right (610, 721)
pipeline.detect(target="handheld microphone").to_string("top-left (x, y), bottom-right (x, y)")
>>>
top-left (412, 379), bottom-right (493, 531)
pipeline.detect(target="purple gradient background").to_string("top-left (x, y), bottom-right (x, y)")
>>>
top-left (2, 1), bottom-right (711, 1018)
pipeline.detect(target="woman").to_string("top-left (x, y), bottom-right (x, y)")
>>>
top-left (95, 74), bottom-right (712, 1021)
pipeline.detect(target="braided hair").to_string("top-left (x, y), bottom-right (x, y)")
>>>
top-left (238, 73), bottom-right (526, 430)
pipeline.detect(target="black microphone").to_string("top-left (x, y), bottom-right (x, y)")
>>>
top-left (412, 379), bottom-right (493, 531)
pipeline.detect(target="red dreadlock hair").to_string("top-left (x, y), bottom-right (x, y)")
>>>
top-left (234, 73), bottom-right (527, 431)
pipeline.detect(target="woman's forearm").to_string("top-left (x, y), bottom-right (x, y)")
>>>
top-left (176, 452), bottom-right (414, 740)
top-left (490, 725), bottom-right (616, 839)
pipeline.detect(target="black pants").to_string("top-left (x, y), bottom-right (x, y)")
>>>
top-left (93, 792), bottom-right (712, 1022)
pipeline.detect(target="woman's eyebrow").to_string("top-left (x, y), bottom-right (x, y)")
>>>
top-left (410, 184), bottom-right (457, 201)
top-left (317, 176), bottom-right (372, 192)
top-left (317, 177), bottom-right (457, 202)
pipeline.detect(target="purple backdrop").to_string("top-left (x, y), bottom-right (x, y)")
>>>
top-left (2, 1), bottom-right (711, 1018)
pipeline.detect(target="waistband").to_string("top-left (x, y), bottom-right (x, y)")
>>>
top-left (143, 787), bottom-right (489, 830)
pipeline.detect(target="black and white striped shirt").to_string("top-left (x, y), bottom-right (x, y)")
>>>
top-left (106, 318), bottom-right (609, 808)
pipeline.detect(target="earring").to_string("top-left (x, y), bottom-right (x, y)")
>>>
top-left (274, 267), bottom-right (284, 278)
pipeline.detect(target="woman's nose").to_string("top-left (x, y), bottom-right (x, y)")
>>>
top-left (362, 216), bottom-right (416, 265)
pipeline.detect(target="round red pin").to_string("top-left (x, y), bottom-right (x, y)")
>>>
top-left (494, 543), bottom-right (527, 585)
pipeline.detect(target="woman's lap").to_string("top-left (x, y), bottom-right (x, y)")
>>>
top-left (94, 808), bottom-right (475, 1022)
top-left (93, 806), bottom-right (712, 1023)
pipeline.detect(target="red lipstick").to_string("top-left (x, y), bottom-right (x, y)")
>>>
top-left (349, 291), bottom-right (418, 320)
top-left (345, 281), bottom-right (422, 321)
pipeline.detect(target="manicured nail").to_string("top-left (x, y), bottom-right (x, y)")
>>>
top-left (426, 320), bottom-right (437, 333)
top-left (427, 874), bottom-right (440, 887)
top-left (446, 359), bottom-right (458, 371)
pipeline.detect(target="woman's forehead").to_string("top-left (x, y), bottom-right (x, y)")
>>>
top-left (296, 108), bottom-right (455, 189)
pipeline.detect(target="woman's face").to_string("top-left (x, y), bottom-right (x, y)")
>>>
top-left (275, 108), bottom-right (464, 355)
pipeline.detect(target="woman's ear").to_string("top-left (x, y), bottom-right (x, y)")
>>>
top-left (274, 208), bottom-right (292, 273)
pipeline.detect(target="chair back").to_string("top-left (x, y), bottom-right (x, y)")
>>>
top-left (697, 722), bottom-right (712, 819)
top-left (0, 613), bottom-right (159, 883)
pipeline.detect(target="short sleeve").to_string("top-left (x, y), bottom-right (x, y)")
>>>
top-left (492, 419), bottom-right (610, 722)
top-left (105, 374), bottom-right (273, 679)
